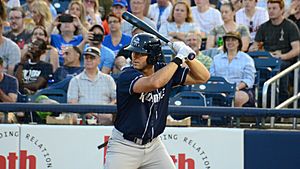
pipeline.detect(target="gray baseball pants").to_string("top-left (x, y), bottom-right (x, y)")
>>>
top-left (104, 128), bottom-right (176, 169)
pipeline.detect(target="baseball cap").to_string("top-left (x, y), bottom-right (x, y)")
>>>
top-left (89, 24), bottom-right (105, 34)
top-left (112, 0), bottom-right (128, 7)
top-left (83, 47), bottom-right (101, 58)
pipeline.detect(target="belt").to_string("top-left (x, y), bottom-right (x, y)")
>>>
top-left (123, 135), bottom-right (153, 145)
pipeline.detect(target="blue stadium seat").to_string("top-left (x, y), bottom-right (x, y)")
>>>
top-left (52, 0), bottom-right (71, 14)
top-left (247, 51), bottom-right (281, 107)
top-left (169, 91), bottom-right (212, 126)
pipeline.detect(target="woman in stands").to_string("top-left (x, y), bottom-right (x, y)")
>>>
top-left (82, 0), bottom-right (102, 26)
top-left (22, 26), bottom-right (59, 72)
top-left (210, 32), bottom-right (256, 107)
top-left (68, 1), bottom-right (90, 31)
top-left (158, 1), bottom-right (198, 42)
top-left (31, 1), bottom-right (52, 30)
top-left (206, 2), bottom-right (250, 52)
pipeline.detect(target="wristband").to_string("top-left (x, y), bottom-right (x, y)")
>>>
top-left (171, 57), bottom-right (182, 66)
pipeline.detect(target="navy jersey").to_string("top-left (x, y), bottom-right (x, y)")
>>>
top-left (114, 63), bottom-right (189, 140)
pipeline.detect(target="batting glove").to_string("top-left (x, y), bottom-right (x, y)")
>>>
top-left (171, 41), bottom-right (186, 53)
top-left (177, 45), bottom-right (196, 61)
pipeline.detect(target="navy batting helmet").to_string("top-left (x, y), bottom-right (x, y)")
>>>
top-left (125, 32), bottom-right (162, 65)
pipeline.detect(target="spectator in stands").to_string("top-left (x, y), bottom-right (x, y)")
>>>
top-left (206, 2), bottom-right (250, 51)
top-left (147, 0), bottom-right (173, 30)
top-left (31, 0), bottom-right (52, 30)
top-left (231, 0), bottom-right (243, 12)
top-left (4, 7), bottom-right (32, 50)
top-left (0, 57), bottom-right (18, 123)
top-left (68, 47), bottom-right (116, 125)
top-left (42, 0), bottom-right (57, 20)
top-left (0, 0), bottom-right (6, 20)
top-left (103, 13), bottom-right (131, 56)
top-left (22, 26), bottom-right (59, 72)
top-left (249, 0), bottom-right (300, 103)
top-left (122, 0), bottom-right (156, 35)
top-left (236, 0), bottom-right (269, 44)
top-left (111, 0), bottom-right (128, 35)
top-left (286, 0), bottom-right (300, 29)
top-left (210, 32), bottom-right (256, 107)
top-left (159, 1), bottom-right (198, 42)
top-left (0, 57), bottom-right (18, 102)
top-left (82, 0), bottom-right (102, 26)
top-left (88, 24), bottom-right (115, 74)
top-left (15, 39), bottom-right (53, 95)
top-left (68, 1), bottom-right (90, 31)
top-left (0, 18), bottom-right (21, 75)
top-left (49, 14), bottom-right (87, 66)
top-left (21, 0), bottom-right (34, 18)
top-left (53, 46), bottom-right (83, 83)
top-left (5, 0), bottom-right (20, 9)
top-left (191, 0), bottom-right (223, 36)
top-left (185, 30), bottom-right (212, 70)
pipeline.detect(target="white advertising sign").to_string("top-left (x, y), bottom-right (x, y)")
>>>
top-left (0, 124), bottom-right (20, 169)
top-left (9, 125), bottom-right (244, 169)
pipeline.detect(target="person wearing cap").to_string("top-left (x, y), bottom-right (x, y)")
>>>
top-left (78, 24), bottom-right (115, 74)
top-left (210, 31), bottom-right (256, 107)
top-left (67, 46), bottom-right (116, 125)
top-left (15, 38), bottom-right (53, 95)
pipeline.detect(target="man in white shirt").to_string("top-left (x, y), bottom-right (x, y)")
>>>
top-left (236, 0), bottom-right (269, 43)
top-left (191, 0), bottom-right (223, 36)
top-left (122, 0), bottom-right (156, 35)
top-left (147, 0), bottom-right (173, 30)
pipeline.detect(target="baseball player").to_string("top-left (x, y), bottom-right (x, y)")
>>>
top-left (104, 32), bottom-right (210, 169)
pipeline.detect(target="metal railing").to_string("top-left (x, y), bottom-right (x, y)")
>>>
top-left (262, 60), bottom-right (300, 128)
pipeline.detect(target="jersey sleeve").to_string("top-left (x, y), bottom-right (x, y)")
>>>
top-left (117, 67), bottom-right (143, 95)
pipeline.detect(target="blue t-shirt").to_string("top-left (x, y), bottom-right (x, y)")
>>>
top-left (50, 34), bottom-right (83, 66)
top-left (0, 73), bottom-right (18, 100)
top-left (102, 34), bottom-right (131, 56)
top-left (114, 63), bottom-right (189, 139)
top-left (53, 66), bottom-right (84, 83)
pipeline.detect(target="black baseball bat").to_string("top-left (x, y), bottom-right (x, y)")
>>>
top-left (122, 11), bottom-right (195, 60)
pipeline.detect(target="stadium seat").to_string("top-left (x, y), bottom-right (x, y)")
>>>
top-left (52, 0), bottom-right (71, 14)
top-left (247, 51), bottom-right (281, 107)
top-left (169, 91), bottom-right (212, 126)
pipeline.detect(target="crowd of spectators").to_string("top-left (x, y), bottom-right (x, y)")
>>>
top-left (0, 0), bottom-right (299, 124)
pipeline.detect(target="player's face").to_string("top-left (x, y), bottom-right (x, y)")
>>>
top-left (131, 52), bottom-right (148, 70)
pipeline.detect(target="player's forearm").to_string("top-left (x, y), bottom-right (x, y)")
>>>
top-left (185, 59), bottom-right (210, 84)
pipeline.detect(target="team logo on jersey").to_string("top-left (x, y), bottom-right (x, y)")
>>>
top-left (139, 88), bottom-right (166, 103)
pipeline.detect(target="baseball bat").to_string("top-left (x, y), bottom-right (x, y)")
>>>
top-left (122, 11), bottom-right (195, 60)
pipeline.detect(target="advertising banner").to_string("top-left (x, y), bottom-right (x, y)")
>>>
top-left (0, 124), bottom-right (20, 169)
top-left (17, 125), bottom-right (244, 169)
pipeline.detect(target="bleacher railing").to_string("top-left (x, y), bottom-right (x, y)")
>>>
top-left (1, 103), bottom-right (300, 128)
top-left (262, 60), bottom-right (300, 128)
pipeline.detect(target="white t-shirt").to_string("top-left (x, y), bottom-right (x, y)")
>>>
top-left (235, 7), bottom-right (269, 42)
top-left (159, 21), bottom-right (199, 40)
top-left (191, 7), bottom-right (223, 35)
top-left (147, 2), bottom-right (173, 29)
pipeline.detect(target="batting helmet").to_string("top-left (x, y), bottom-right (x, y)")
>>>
top-left (125, 33), bottom-right (162, 65)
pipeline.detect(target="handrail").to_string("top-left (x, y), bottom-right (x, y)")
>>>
top-left (262, 61), bottom-right (300, 127)
top-left (263, 61), bottom-right (300, 108)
